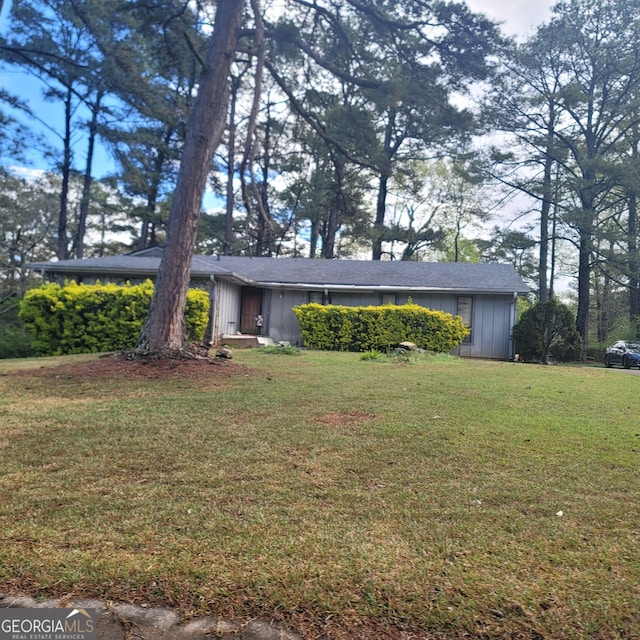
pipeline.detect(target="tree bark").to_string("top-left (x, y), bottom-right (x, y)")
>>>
top-left (372, 170), bottom-right (390, 260)
top-left (76, 90), bottom-right (103, 259)
top-left (224, 77), bottom-right (240, 255)
top-left (628, 136), bottom-right (640, 325)
top-left (575, 222), bottom-right (592, 360)
top-left (372, 111), bottom-right (395, 260)
top-left (323, 155), bottom-right (344, 259)
top-left (135, 0), bottom-right (245, 354)
top-left (57, 85), bottom-right (74, 260)
top-left (538, 106), bottom-right (556, 303)
top-left (138, 125), bottom-right (174, 251)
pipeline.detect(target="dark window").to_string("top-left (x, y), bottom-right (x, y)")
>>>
top-left (309, 290), bottom-right (331, 304)
top-left (457, 296), bottom-right (473, 344)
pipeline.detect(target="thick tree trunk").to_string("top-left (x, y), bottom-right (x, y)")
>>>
top-left (135, 0), bottom-right (245, 354)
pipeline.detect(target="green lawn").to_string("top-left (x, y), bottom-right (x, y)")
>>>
top-left (0, 350), bottom-right (638, 639)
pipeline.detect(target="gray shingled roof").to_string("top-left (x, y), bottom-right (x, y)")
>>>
top-left (28, 254), bottom-right (530, 294)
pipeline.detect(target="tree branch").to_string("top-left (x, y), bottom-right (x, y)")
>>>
top-left (240, 0), bottom-right (273, 244)
top-left (264, 59), bottom-right (379, 172)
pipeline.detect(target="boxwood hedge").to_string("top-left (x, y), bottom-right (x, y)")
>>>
top-left (19, 280), bottom-right (210, 356)
top-left (292, 302), bottom-right (469, 352)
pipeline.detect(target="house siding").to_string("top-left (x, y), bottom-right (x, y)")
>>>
top-left (214, 279), bottom-right (242, 342)
top-left (263, 289), bottom-right (309, 344)
top-left (264, 289), bottom-right (516, 360)
top-left (456, 294), bottom-right (515, 360)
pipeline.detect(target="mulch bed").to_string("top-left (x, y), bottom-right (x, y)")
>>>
top-left (11, 351), bottom-right (253, 382)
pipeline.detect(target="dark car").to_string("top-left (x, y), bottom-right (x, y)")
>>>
top-left (604, 340), bottom-right (640, 368)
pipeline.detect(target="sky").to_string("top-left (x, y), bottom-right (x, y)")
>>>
top-left (0, 0), bottom-right (557, 48)
top-left (465, 0), bottom-right (555, 40)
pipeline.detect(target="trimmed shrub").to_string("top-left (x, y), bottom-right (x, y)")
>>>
top-left (19, 280), bottom-right (210, 356)
top-left (512, 297), bottom-right (582, 363)
top-left (0, 296), bottom-right (34, 359)
top-left (292, 302), bottom-right (469, 352)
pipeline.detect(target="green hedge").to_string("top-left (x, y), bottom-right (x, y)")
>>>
top-left (19, 280), bottom-right (210, 356)
top-left (512, 298), bottom-right (582, 363)
top-left (292, 302), bottom-right (469, 352)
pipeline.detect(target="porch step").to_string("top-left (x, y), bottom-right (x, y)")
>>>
top-left (220, 334), bottom-right (275, 348)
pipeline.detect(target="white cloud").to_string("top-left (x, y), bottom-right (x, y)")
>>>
top-left (7, 165), bottom-right (42, 178)
top-left (465, 0), bottom-right (555, 39)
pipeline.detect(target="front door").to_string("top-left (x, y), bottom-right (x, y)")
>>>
top-left (239, 287), bottom-right (263, 334)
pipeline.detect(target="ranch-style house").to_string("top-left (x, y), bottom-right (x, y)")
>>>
top-left (28, 248), bottom-right (530, 360)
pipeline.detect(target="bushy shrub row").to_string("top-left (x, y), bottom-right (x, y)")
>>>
top-left (292, 302), bottom-right (469, 352)
top-left (19, 280), bottom-right (210, 356)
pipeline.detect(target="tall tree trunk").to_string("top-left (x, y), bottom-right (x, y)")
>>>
top-left (575, 125), bottom-right (597, 359)
top-left (538, 107), bottom-right (555, 302)
top-left (76, 90), bottom-right (103, 259)
top-left (57, 86), bottom-right (74, 260)
top-left (372, 171), bottom-right (389, 260)
top-left (324, 156), bottom-right (343, 259)
top-left (135, 0), bottom-right (245, 354)
top-left (257, 104), bottom-right (274, 256)
top-left (576, 224), bottom-right (592, 359)
top-left (309, 219), bottom-right (319, 258)
top-left (630, 192), bottom-right (640, 323)
top-left (548, 167), bottom-right (560, 299)
top-left (372, 110), bottom-right (395, 261)
top-left (324, 201), bottom-right (338, 259)
top-left (138, 126), bottom-right (174, 251)
top-left (453, 217), bottom-right (462, 262)
top-left (593, 237), bottom-right (613, 342)
top-left (629, 137), bottom-right (640, 326)
top-left (224, 77), bottom-right (240, 255)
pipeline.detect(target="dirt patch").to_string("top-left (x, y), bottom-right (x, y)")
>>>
top-left (314, 411), bottom-right (376, 427)
top-left (12, 352), bottom-right (253, 382)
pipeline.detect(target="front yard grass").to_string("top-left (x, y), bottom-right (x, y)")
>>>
top-left (0, 350), bottom-right (638, 639)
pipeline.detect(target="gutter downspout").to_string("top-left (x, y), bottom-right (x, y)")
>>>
top-left (509, 292), bottom-right (518, 360)
top-left (209, 275), bottom-right (217, 345)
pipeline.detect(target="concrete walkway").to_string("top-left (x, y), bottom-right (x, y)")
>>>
top-left (0, 594), bottom-right (302, 640)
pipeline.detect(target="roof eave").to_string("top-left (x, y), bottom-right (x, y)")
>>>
top-left (27, 264), bottom-right (208, 279)
top-left (258, 282), bottom-right (529, 295)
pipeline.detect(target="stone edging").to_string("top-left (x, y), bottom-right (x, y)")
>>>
top-left (0, 594), bottom-right (302, 640)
